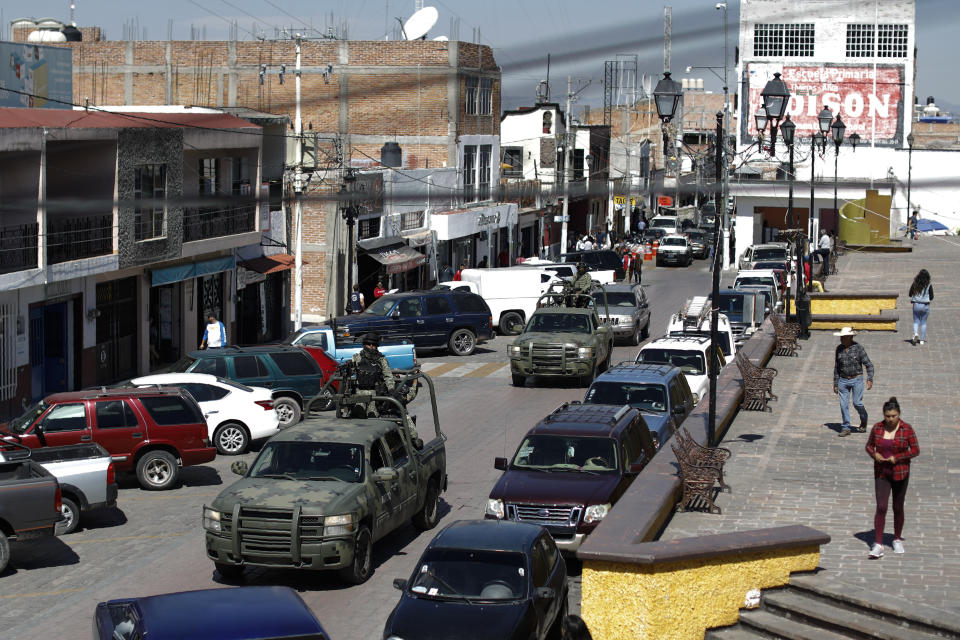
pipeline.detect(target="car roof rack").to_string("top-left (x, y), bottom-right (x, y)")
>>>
top-left (542, 402), bottom-right (633, 432)
top-left (677, 296), bottom-right (711, 331)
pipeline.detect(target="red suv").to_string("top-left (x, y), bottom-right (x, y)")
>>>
top-left (1, 388), bottom-right (215, 490)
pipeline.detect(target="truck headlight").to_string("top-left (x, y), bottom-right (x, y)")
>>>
top-left (202, 507), bottom-right (222, 533)
top-left (509, 345), bottom-right (522, 355)
top-left (324, 513), bottom-right (356, 536)
top-left (485, 498), bottom-right (505, 519)
top-left (577, 346), bottom-right (594, 359)
top-left (583, 503), bottom-right (611, 524)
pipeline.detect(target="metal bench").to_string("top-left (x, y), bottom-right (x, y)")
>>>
top-left (676, 426), bottom-right (731, 492)
top-left (769, 312), bottom-right (801, 357)
top-left (735, 351), bottom-right (778, 411)
top-left (671, 442), bottom-right (722, 514)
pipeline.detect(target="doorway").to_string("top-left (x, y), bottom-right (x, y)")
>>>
top-left (95, 277), bottom-right (138, 385)
top-left (30, 301), bottom-right (73, 401)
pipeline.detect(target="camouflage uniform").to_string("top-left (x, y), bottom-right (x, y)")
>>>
top-left (570, 269), bottom-right (594, 307)
top-left (349, 349), bottom-right (420, 442)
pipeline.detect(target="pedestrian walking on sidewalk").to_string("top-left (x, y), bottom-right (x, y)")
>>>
top-left (909, 269), bottom-right (933, 345)
top-left (200, 315), bottom-right (227, 349)
top-left (833, 327), bottom-right (874, 437)
top-left (865, 397), bottom-right (919, 559)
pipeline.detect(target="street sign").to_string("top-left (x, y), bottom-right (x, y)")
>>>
top-left (613, 196), bottom-right (627, 205)
top-left (553, 215), bottom-right (569, 222)
top-left (658, 195), bottom-right (673, 207)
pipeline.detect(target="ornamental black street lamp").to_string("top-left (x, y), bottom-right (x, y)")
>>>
top-left (654, 72), bottom-right (683, 207)
top-left (780, 114), bottom-right (797, 318)
top-left (760, 72), bottom-right (790, 154)
top-left (340, 169), bottom-right (359, 314)
top-left (906, 131), bottom-right (916, 234)
top-left (754, 106), bottom-right (768, 151)
top-left (830, 115), bottom-right (847, 221)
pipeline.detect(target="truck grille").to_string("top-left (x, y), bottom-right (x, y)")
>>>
top-left (227, 508), bottom-right (325, 556)
top-left (530, 344), bottom-right (577, 368)
top-left (507, 503), bottom-right (582, 528)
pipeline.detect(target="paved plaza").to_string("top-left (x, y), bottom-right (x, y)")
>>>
top-left (663, 236), bottom-right (960, 613)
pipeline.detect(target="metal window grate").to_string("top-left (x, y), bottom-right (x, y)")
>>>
top-left (877, 24), bottom-right (908, 58)
top-left (846, 24), bottom-right (875, 57)
top-left (753, 23), bottom-right (814, 57)
top-left (0, 303), bottom-right (16, 401)
top-left (847, 24), bottom-right (907, 58)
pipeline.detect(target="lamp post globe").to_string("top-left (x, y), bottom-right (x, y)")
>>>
top-left (849, 132), bottom-right (861, 151)
top-left (907, 132), bottom-right (915, 149)
top-left (831, 115), bottom-right (846, 148)
top-left (760, 72), bottom-right (790, 153)
top-left (818, 106), bottom-right (834, 134)
top-left (653, 71), bottom-right (682, 123)
top-left (754, 106), bottom-right (768, 136)
top-left (780, 114), bottom-right (796, 147)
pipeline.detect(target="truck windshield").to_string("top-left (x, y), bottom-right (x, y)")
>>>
top-left (714, 295), bottom-right (745, 320)
top-left (511, 435), bottom-right (618, 473)
top-left (7, 401), bottom-right (47, 434)
top-left (661, 237), bottom-right (686, 247)
top-left (525, 313), bottom-right (590, 334)
top-left (736, 277), bottom-right (774, 287)
top-left (585, 381), bottom-right (668, 413)
top-left (638, 349), bottom-right (706, 375)
top-left (410, 549), bottom-right (527, 601)
top-left (249, 442), bottom-right (364, 482)
top-left (594, 292), bottom-right (635, 307)
top-left (753, 248), bottom-right (787, 261)
top-left (363, 297), bottom-right (396, 316)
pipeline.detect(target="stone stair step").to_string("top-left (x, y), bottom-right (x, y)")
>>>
top-left (705, 624), bottom-right (769, 640)
top-left (763, 589), bottom-right (947, 640)
top-left (738, 609), bottom-right (845, 640)
top-left (790, 573), bottom-right (960, 637)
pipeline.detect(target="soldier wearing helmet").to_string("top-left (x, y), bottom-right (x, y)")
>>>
top-left (350, 332), bottom-right (394, 415)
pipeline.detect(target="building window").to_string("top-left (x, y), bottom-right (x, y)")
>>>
top-left (401, 210), bottom-right (425, 230)
top-left (199, 158), bottom-right (219, 196)
top-left (877, 24), bottom-right (908, 57)
top-left (502, 147), bottom-right (523, 177)
top-left (358, 217), bottom-right (380, 240)
top-left (753, 23), bottom-right (815, 57)
top-left (478, 145), bottom-right (492, 201)
top-left (463, 145), bottom-right (477, 203)
top-left (573, 149), bottom-right (585, 181)
top-left (478, 78), bottom-right (493, 115)
top-left (134, 165), bottom-right (166, 241)
top-left (231, 157), bottom-right (251, 196)
top-left (846, 24), bottom-right (874, 57)
top-left (465, 77), bottom-right (478, 116)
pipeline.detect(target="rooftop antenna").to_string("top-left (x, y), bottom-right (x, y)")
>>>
top-left (69, 0), bottom-right (76, 26)
top-left (403, 5), bottom-right (438, 40)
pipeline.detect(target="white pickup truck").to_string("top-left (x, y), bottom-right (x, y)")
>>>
top-left (0, 442), bottom-right (117, 535)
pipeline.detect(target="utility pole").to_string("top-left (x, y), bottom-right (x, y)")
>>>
top-left (560, 75), bottom-right (572, 255)
top-left (624, 109), bottom-right (631, 236)
top-left (708, 111), bottom-right (723, 447)
top-left (720, 2), bottom-right (731, 269)
top-left (292, 33), bottom-right (305, 331)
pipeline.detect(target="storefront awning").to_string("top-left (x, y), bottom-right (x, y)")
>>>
top-left (360, 240), bottom-right (427, 274)
top-left (151, 255), bottom-right (236, 287)
top-left (238, 253), bottom-right (300, 274)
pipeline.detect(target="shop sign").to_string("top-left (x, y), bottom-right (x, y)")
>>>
top-left (477, 212), bottom-right (501, 227)
top-left (613, 196), bottom-right (627, 205)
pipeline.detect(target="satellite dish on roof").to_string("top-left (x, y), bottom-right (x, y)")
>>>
top-left (403, 6), bottom-right (438, 40)
top-left (433, 35), bottom-right (448, 41)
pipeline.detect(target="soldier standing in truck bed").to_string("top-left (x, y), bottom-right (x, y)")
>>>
top-left (350, 332), bottom-right (420, 443)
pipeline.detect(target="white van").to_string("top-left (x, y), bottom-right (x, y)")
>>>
top-left (439, 266), bottom-right (561, 335)
top-left (649, 215), bottom-right (679, 234)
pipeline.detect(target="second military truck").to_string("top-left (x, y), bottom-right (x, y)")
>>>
top-left (203, 373), bottom-right (446, 584)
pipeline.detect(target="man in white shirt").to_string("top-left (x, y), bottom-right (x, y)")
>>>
top-left (818, 230), bottom-right (832, 276)
top-left (200, 315), bottom-right (227, 349)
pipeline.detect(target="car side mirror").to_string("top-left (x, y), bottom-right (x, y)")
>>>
top-left (672, 405), bottom-right (686, 416)
top-left (390, 308), bottom-right (400, 319)
top-left (535, 587), bottom-right (555, 600)
top-left (727, 285), bottom-right (732, 289)
top-left (374, 467), bottom-right (398, 482)
top-left (393, 578), bottom-right (407, 591)
top-left (231, 461), bottom-right (249, 476)
top-left (494, 457), bottom-right (507, 471)
top-left (691, 392), bottom-right (700, 405)
top-left (627, 460), bottom-right (646, 474)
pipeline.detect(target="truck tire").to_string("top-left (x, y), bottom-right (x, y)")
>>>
top-left (135, 450), bottom-right (179, 491)
top-left (215, 562), bottom-right (245, 582)
top-left (0, 530), bottom-right (8, 575)
top-left (339, 526), bottom-right (373, 584)
top-left (630, 323), bottom-right (641, 346)
top-left (448, 328), bottom-right (476, 356)
top-left (273, 397), bottom-right (301, 428)
top-left (499, 311), bottom-right (524, 335)
top-left (641, 319), bottom-right (650, 340)
top-left (214, 422), bottom-right (249, 455)
top-left (412, 479), bottom-right (441, 531)
top-left (55, 496), bottom-right (80, 535)
top-left (511, 373), bottom-right (526, 387)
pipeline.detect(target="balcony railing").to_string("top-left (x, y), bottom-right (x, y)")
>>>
top-left (500, 179), bottom-right (542, 208)
top-left (0, 223), bottom-right (38, 275)
top-left (183, 204), bottom-right (256, 243)
top-left (48, 215), bottom-right (113, 265)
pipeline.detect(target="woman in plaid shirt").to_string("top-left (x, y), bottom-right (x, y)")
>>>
top-left (865, 397), bottom-right (920, 559)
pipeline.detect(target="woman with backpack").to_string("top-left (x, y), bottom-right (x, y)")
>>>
top-left (909, 269), bottom-right (933, 345)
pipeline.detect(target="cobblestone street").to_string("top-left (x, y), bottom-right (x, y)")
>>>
top-left (663, 237), bottom-right (960, 613)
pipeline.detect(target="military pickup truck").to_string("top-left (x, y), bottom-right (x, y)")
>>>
top-left (0, 439), bottom-right (62, 574)
top-left (203, 373), bottom-right (446, 585)
top-left (509, 281), bottom-right (614, 387)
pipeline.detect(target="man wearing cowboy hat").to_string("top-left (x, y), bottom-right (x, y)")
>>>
top-left (833, 327), bottom-right (874, 437)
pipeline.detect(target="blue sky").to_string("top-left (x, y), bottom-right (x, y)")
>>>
top-left (6, 1), bottom-right (957, 111)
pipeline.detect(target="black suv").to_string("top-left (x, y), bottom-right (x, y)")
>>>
top-left (169, 346), bottom-right (323, 428)
top-left (560, 250), bottom-right (625, 280)
top-left (333, 290), bottom-right (494, 356)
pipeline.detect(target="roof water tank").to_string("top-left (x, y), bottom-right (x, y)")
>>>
top-left (381, 142), bottom-right (402, 168)
top-left (27, 29), bottom-right (67, 43)
top-left (35, 17), bottom-right (64, 29)
top-left (926, 96), bottom-right (935, 105)
top-left (11, 18), bottom-right (38, 30)
top-left (696, 78), bottom-right (704, 90)
top-left (61, 25), bottom-right (82, 41)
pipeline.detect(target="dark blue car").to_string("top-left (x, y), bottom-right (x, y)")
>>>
top-left (333, 290), bottom-right (493, 356)
top-left (93, 586), bottom-right (329, 640)
top-left (383, 520), bottom-right (567, 640)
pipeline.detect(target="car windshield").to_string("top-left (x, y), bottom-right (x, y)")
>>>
top-left (511, 434), bottom-right (618, 472)
top-left (216, 377), bottom-right (254, 392)
top-left (594, 292), bottom-right (635, 307)
top-left (638, 349), bottom-right (706, 375)
top-left (362, 297), bottom-right (395, 316)
top-left (686, 232), bottom-right (705, 241)
top-left (410, 549), bottom-right (527, 602)
top-left (736, 277), bottom-right (774, 287)
top-left (585, 381), bottom-right (668, 413)
top-left (249, 442), bottom-right (364, 482)
top-left (167, 356), bottom-right (197, 373)
top-left (7, 401), bottom-right (48, 434)
top-left (661, 237), bottom-right (686, 246)
top-left (525, 313), bottom-right (590, 334)
top-left (753, 248), bottom-right (787, 261)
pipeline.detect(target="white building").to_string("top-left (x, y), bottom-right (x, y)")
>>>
top-left (730, 0), bottom-right (956, 259)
